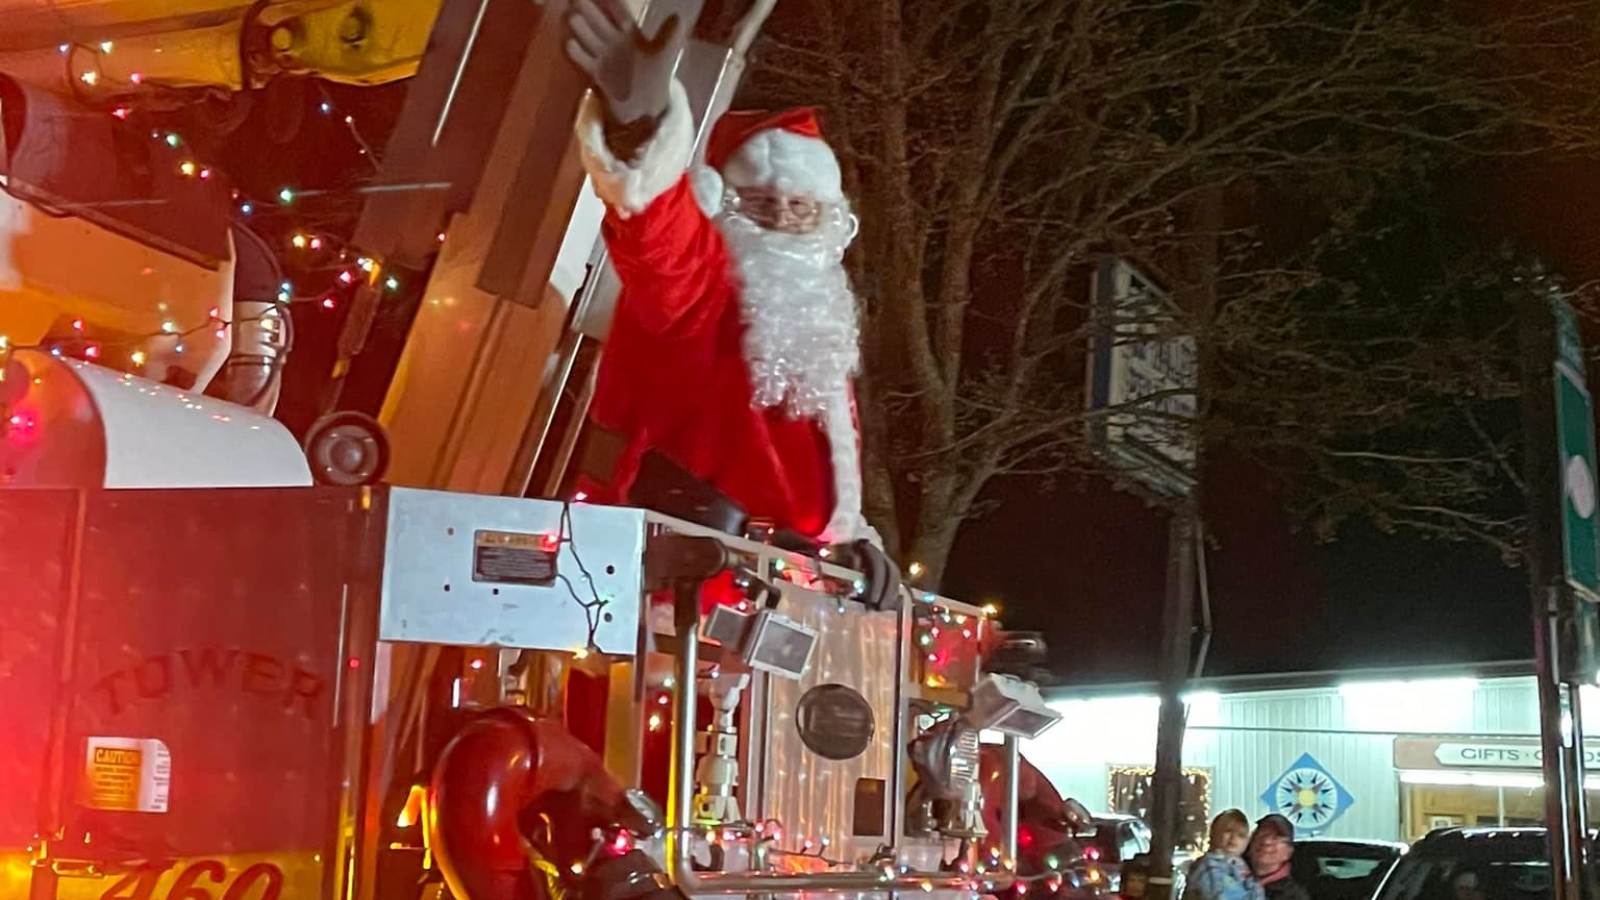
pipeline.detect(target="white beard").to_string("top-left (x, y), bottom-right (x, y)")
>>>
top-left (715, 203), bottom-right (862, 420)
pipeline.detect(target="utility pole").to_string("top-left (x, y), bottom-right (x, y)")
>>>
top-left (1146, 184), bottom-right (1220, 900)
top-left (1517, 285), bottom-right (1597, 900)
top-left (1146, 505), bottom-right (1197, 900)
top-left (1083, 252), bottom-right (1203, 900)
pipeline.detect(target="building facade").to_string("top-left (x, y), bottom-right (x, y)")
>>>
top-left (1023, 668), bottom-right (1600, 845)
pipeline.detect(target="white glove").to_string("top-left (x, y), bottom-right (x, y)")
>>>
top-left (821, 512), bottom-right (883, 549)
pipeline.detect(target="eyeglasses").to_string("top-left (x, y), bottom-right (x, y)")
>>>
top-left (733, 188), bottom-right (825, 234)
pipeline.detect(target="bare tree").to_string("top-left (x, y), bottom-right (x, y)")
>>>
top-left (1212, 176), bottom-right (1600, 565)
top-left (743, 0), bottom-right (1600, 585)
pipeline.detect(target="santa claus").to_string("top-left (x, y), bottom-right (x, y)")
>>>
top-left (564, 0), bottom-right (875, 547)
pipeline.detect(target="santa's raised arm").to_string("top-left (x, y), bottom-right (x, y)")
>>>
top-left (563, 0), bottom-right (878, 547)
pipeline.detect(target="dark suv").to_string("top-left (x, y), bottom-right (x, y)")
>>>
top-left (1292, 839), bottom-right (1406, 900)
top-left (1373, 827), bottom-right (1579, 900)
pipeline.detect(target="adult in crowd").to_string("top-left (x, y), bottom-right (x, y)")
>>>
top-left (1246, 814), bottom-right (1311, 900)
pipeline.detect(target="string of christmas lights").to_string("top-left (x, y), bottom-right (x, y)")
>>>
top-left (315, 83), bottom-right (381, 168)
top-left (555, 500), bottom-right (611, 658)
top-left (600, 819), bottom-right (1082, 894)
top-left (81, 41), bottom-right (405, 297)
top-left (0, 42), bottom-right (413, 397)
top-left (0, 129), bottom-right (404, 369)
top-left (0, 305), bottom-right (288, 371)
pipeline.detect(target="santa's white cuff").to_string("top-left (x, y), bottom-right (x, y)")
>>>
top-left (819, 386), bottom-right (867, 546)
top-left (575, 80), bottom-right (695, 219)
top-left (688, 164), bottom-right (726, 217)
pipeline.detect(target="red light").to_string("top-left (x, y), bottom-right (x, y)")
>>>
top-left (469, 657), bottom-right (485, 671)
top-left (322, 297), bottom-right (337, 310)
top-left (208, 307), bottom-right (220, 319)
top-left (347, 657), bottom-right (360, 669)
top-left (1016, 882), bottom-right (1028, 896)
top-left (71, 318), bottom-right (84, 331)
top-left (573, 491), bottom-right (588, 502)
top-left (129, 72), bottom-right (143, 85)
top-left (7, 405), bottom-right (38, 438)
top-left (1084, 847), bottom-right (1100, 861)
top-left (540, 533), bottom-right (560, 552)
top-left (338, 270), bottom-right (355, 284)
top-left (83, 344), bottom-right (100, 360)
top-left (111, 106), bottom-right (130, 119)
top-left (611, 832), bottom-right (631, 854)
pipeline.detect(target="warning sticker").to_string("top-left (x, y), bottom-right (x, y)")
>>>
top-left (81, 737), bottom-right (171, 812)
top-left (472, 530), bottom-right (558, 586)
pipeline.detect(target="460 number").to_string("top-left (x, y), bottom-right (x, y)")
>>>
top-left (99, 860), bottom-right (284, 900)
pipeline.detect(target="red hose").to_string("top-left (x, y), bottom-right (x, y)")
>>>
top-left (430, 708), bottom-right (636, 900)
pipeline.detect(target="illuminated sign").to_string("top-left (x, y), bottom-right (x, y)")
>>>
top-left (1433, 741), bottom-right (1600, 769)
top-left (1085, 258), bottom-right (1197, 498)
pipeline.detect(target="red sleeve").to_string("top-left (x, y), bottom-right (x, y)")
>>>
top-left (601, 176), bottom-right (730, 339)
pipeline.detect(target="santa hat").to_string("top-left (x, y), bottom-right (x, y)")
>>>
top-left (702, 107), bottom-right (844, 205)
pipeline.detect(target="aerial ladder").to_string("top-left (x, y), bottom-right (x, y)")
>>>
top-left (0, 4), bottom-right (1088, 900)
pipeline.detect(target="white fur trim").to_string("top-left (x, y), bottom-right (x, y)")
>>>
top-left (818, 384), bottom-right (867, 543)
top-left (575, 80), bottom-right (695, 218)
top-left (722, 129), bottom-right (844, 203)
top-left (689, 165), bottom-right (726, 217)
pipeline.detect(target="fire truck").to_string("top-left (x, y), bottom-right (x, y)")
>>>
top-left (0, 2), bottom-right (1077, 899)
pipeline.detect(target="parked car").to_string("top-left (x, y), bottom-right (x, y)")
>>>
top-left (1291, 839), bottom-right (1407, 900)
top-left (1372, 827), bottom-right (1582, 900)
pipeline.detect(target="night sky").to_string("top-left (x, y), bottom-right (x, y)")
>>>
top-left (943, 158), bottom-right (1599, 687)
top-left (943, 466), bottom-right (1529, 686)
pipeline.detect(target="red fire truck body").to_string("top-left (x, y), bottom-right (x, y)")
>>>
top-left (0, 4), bottom-right (1077, 899)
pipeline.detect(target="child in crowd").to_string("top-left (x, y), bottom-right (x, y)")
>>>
top-left (1182, 810), bottom-right (1264, 900)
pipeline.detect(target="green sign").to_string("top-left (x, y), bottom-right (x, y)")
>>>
top-left (1553, 296), bottom-right (1600, 682)
top-left (1555, 299), bottom-right (1599, 597)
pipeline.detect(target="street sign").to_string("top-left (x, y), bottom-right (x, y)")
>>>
top-left (1551, 295), bottom-right (1600, 681)
top-left (1554, 297), bottom-right (1599, 597)
top-left (1085, 259), bottom-right (1198, 497)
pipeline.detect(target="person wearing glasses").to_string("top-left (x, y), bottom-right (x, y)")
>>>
top-left (1246, 814), bottom-right (1310, 900)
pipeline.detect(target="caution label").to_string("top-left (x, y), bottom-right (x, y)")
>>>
top-left (472, 530), bottom-right (558, 586)
top-left (81, 737), bottom-right (171, 812)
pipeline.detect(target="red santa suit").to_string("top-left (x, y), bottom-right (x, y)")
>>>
top-left (562, 84), bottom-right (873, 770)
top-left (572, 80), bottom-right (870, 544)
